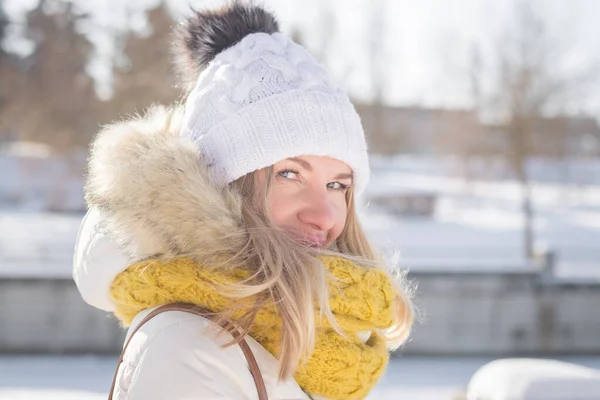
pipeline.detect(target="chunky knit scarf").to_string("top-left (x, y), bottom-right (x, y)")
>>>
top-left (110, 256), bottom-right (396, 399)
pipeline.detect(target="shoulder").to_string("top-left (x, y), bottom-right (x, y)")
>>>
top-left (123, 308), bottom-right (249, 370)
top-left (115, 309), bottom-right (255, 399)
top-left (114, 309), bottom-right (309, 400)
top-left (73, 207), bottom-right (128, 312)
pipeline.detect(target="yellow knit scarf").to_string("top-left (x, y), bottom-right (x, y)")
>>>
top-left (110, 256), bottom-right (395, 399)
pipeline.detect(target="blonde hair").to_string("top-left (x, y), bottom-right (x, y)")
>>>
top-left (218, 166), bottom-right (414, 379)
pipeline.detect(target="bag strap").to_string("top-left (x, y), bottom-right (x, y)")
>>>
top-left (108, 302), bottom-right (268, 400)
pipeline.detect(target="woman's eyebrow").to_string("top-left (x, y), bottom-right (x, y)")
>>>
top-left (334, 173), bottom-right (353, 180)
top-left (288, 157), bottom-right (312, 171)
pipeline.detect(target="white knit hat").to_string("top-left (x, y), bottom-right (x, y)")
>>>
top-left (176, 4), bottom-right (370, 194)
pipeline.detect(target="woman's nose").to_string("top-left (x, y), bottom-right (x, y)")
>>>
top-left (297, 190), bottom-right (336, 232)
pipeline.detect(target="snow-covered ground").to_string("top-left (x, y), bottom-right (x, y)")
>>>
top-left (1, 355), bottom-right (600, 400)
top-left (362, 157), bottom-right (600, 279)
top-left (1, 155), bottom-right (599, 279)
top-left (0, 211), bottom-right (80, 278)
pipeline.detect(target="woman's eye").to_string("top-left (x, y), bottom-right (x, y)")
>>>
top-left (278, 169), bottom-right (299, 180)
top-left (328, 182), bottom-right (349, 191)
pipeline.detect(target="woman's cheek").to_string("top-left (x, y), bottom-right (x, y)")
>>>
top-left (332, 202), bottom-right (348, 238)
top-left (267, 188), bottom-right (296, 226)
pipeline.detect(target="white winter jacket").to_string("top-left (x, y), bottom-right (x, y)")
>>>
top-left (72, 106), bottom-right (314, 399)
top-left (75, 208), bottom-right (309, 399)
top-left (114, 309), bottom-right (309, 399)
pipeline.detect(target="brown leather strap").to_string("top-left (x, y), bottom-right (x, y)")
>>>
top-left (108, 302), bottom-right (268, 400)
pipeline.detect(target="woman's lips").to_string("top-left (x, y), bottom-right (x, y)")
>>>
top-left (292, 233), bottom-right (327, 247)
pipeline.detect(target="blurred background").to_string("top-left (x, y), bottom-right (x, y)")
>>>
top-left (1, 0), bottom-right (600, 398)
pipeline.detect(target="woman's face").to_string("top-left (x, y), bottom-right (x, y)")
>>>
top-left (265, 155), bottom-right (352, 248)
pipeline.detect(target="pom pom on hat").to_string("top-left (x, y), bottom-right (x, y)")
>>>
top-left (174, 2), bottom-right (280, 90)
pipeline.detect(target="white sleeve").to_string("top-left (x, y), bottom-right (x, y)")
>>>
top-left (121, 316), bottom-right (259, 400)
top-left (72, 206), bottom-right (129, 311)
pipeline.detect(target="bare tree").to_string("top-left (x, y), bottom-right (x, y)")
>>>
top-left (470, 1), bottom-right (598, 259)
top-left (0, 0), bottom-right (8, 60)
top-left (0, 0), bottom-right (15, 138)
top-left (366, 0), bottom-right (388, 154)
top-left (1, 1), bottom-right (29, 141)
top-left (0, 0), bottom-right (100, 150)
top-left (106, 2), bottom-right (180, 118)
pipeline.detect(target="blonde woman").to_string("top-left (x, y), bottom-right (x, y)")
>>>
top-left (73, 3), bottom-right (413, 399)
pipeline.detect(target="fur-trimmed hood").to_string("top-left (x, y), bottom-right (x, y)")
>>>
top-left (74, 106), bottom-right (250, 311)
top-left (85, 106), bottom-right (247, 262)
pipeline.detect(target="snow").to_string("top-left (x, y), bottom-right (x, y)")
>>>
top-left (467, 359), bottom-right (600, 400)
top-left (361, 156), bottom-right (600, 279)
top-left (1, 155), bottom-right (599, 279)
top-left (0, 211), bottom-right (81, 278)
top-left (1, 355), bottom-right (599, 400)
top-left (0, 147), bottom-right (85, 213)
top-left (0, 391), bottom-right (105, 400)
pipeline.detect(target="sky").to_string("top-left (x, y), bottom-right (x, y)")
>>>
top-left (4, 0), bottom-right (600, 115)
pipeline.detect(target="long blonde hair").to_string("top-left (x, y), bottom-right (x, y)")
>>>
top-left (219, 166), bottom-right (414, 379)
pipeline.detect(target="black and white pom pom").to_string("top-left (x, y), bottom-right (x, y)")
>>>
top-left (173, 1), bottom-right (280, 90)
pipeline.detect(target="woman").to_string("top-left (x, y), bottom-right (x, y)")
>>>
top-left (73, 3), bottom-right (413, 399)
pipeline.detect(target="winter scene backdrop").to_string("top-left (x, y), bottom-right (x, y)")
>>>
top-left (2, 0), bottom-right (600, 398)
